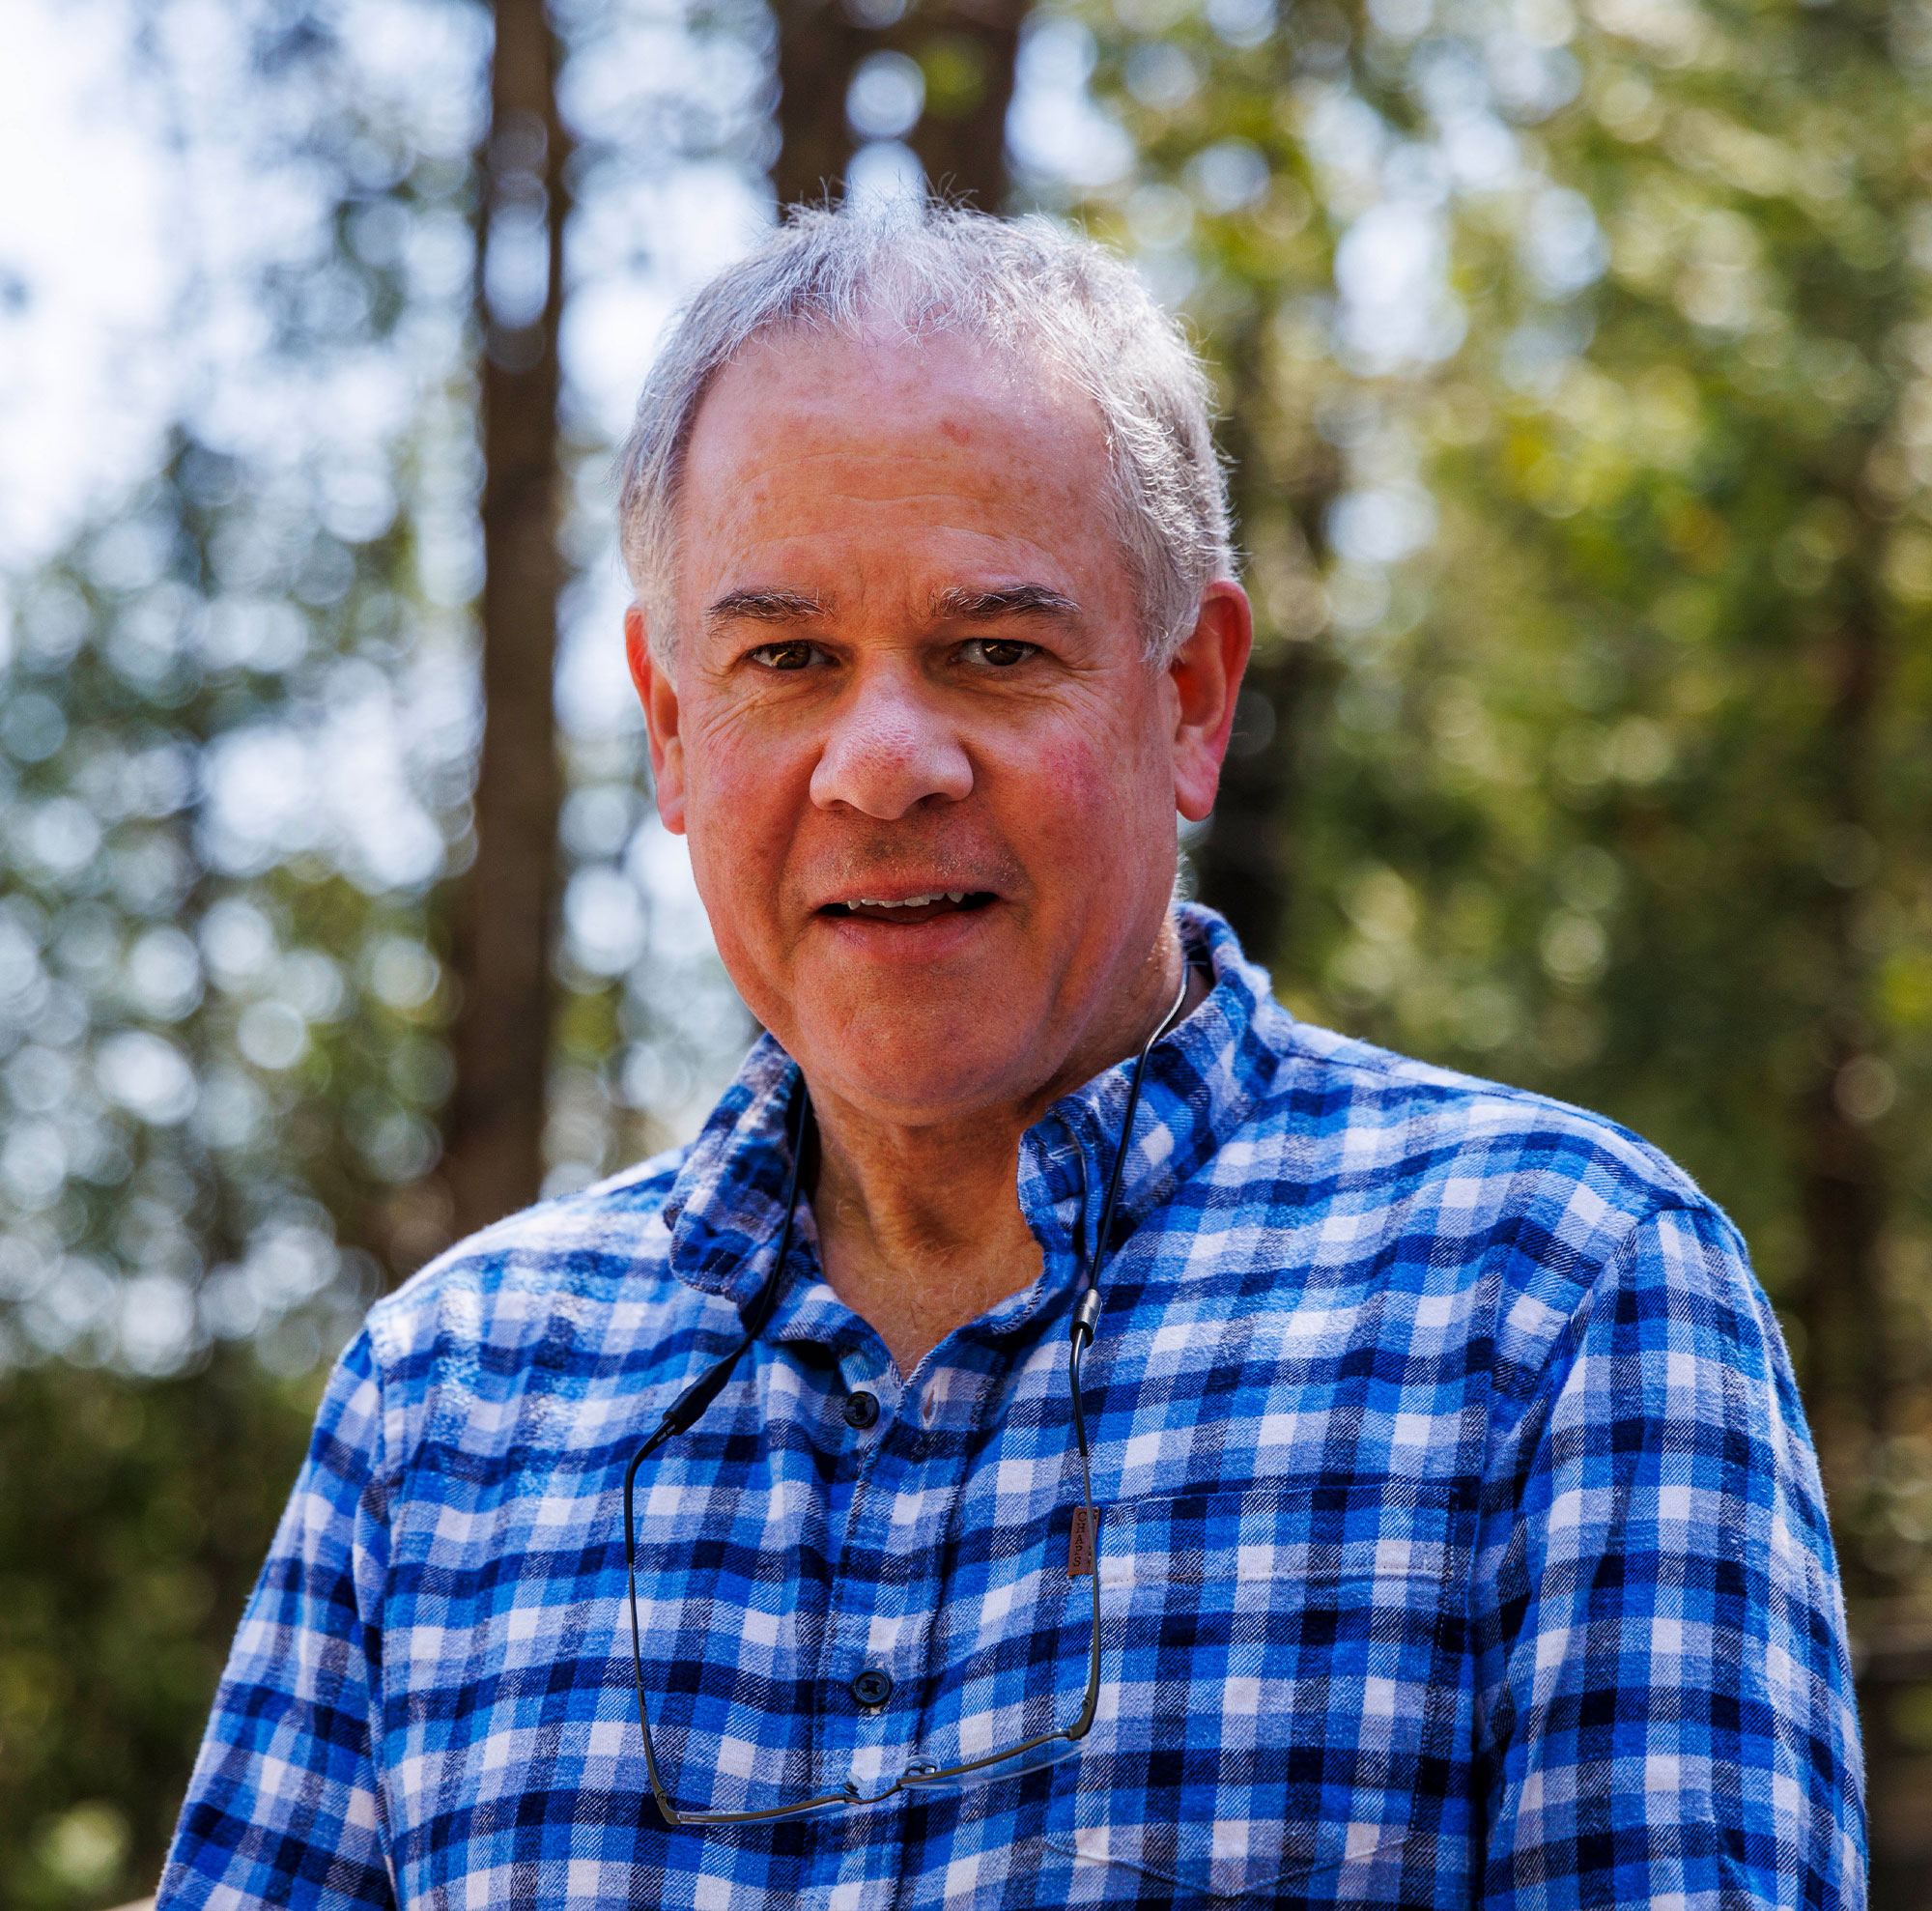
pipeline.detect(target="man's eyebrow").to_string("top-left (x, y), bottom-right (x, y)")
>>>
top-left (705, 587), bottom-right (828, 627)
top-left (932, 585), bottom-right (1082, 621)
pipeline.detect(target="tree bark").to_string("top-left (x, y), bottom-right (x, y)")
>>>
top-left (773, 0), bottom-right (869, 210)
top-left (442, 0), bottom-right (570, 1240)
top-left (1793, 562), bottom-right (1889, 1457)
top-left (772, 0), bottom-right (1022, 214)
top-left (900, 0), bottom-right (1026, 208)
top-left (1192, 319), bottom-right (1340, 962)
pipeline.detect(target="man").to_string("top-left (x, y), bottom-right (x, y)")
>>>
top-left (162, 203), bottom-right (1862, 1910)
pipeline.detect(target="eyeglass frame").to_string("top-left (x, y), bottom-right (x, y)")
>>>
top-left (621, 974), bottom-right (1188, 1829)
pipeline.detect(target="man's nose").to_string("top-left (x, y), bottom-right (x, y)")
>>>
top-left (809, 671), bottom-right (974, 819)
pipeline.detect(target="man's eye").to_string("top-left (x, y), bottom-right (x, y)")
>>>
top-left (748, 641), bottom-right (822, 671)
top-left (962, 638), bottom-right (1037, 669)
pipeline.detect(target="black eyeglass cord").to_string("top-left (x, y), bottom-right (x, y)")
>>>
top-left (634, 965), bottom-right (1186, 1469)
top-left (1065, 967), bottom-right (1189, 1527)
top-left (624, 1075), bottom-right (809, 1478)
top-left (621, 1075), bottom-right (810, 1823)
top-left (622, 961), bottom-right (1192, 1826)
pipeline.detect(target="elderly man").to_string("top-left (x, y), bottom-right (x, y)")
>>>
top-left (162, 204), bottom-right (1861, 1911)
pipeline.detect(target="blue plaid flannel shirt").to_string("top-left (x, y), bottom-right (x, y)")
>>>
top-left (162, 905), bottom-right (1863, 1910)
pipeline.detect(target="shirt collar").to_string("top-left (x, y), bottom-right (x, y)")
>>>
top-left (660, 904), bottom-right (1291, 1320)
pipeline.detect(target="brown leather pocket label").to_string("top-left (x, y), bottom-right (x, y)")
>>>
top-left (1067, 1505), bottom-right (1101, 1576)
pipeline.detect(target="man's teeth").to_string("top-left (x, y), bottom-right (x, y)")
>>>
top-left (848, 892), bottom-right (969, 909)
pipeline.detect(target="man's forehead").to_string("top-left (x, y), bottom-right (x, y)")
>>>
top-left (672, 327), bottom-right (1131, 638)
top-left (687, 324), bottom-right (1103, 467)
top-left (721, 318), bottom-right (1055, 394)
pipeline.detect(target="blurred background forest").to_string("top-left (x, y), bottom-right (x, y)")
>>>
top-left (0, 0), bottom-right (1928, 1899)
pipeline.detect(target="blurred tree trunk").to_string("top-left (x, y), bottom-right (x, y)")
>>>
top-left (773, 0), bottom-right (868, 208)
top-left (772, 0), bottom-right (1023, 212)
top-left (1795, 560), bottom-right (1891, 1470)
top-left (443, 0), bottom-right (571, 1240)
top-left (898, 3), bottom-right (1025, 206)
top-left (1197, 644), bottom-right (1313, 960)
top-left (1193, 321), bottom-right (1340, 961)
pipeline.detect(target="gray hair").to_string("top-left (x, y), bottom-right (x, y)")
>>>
top-left (616, 199), bottom-right (1234, 666)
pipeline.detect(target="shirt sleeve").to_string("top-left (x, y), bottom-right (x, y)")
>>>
top-left (158, 1329), bottom-right (396, 1911)
top-left (1473, 1200), bottom-right (1866, 1911)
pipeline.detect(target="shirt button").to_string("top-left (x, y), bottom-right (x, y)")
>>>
top-left (849, 1667), bottom-right (893, 1708)
top-left (842, 1390), bottom-right (880, 1430)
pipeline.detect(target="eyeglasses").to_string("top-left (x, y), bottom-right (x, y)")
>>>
top-left (622, 978), bottom-right (1187, 1829)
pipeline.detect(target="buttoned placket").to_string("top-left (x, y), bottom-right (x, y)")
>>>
top-left (743, 1111), bottom-right (1100, 1829)
top-left (654, 1027), bottom-right (1191, 1869)
top-left (761, 1287), bottom-right (994, 1811)
top-left (823, 1361), bottom-right (941, 1803)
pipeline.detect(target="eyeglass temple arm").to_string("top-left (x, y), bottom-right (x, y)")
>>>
top-left (629, 959), bottom-right (1181, 1820)
top-left (1064, 968), bottom-right (1187, 1747)
top-left (624, 1075), bottom-right (812, 1827)
top-left (1070, 968), bottom-right (1188, 1353)
top-left (1064, 1331), bottom-right (1106, 1743)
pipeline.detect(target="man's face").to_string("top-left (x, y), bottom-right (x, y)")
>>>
top-left (628, 328), bottom-right (1247, 1127)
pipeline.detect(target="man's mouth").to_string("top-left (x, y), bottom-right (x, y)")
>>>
top-left (821, 891), bottom-right (998, 926)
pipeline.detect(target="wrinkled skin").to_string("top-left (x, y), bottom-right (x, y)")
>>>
top-left (627, 326), bottom-right (1249, 1368)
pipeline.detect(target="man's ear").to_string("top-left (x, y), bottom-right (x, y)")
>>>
top-left (1170, 581), bottom-right (1254, 822)
top-left (625, 605), bottom-right (688, 835)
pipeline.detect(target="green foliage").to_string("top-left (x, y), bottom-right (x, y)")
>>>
top-left (8, 0), bottom-right (1932, 1895)
top-left (0, 1355), bottom-right (319, 1907)
top-left (0, 0), bottom-right (498, 1370)
top-left (0, 9), bottom-right (478, 1896)
top-left (0, 434), bottom-right (463, 1383)
top-left (1061, 0), bottom-right (1932, 1569)
top-left (1050, 0), bottom-right (1932, 1875)
top-left (0, 4), bottom-right (760, 1896)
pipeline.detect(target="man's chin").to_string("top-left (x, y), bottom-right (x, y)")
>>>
top-left (788, 990), bottom-right (1058, 1125)
top-left (806, 1055), bottom-right (1054, 1127)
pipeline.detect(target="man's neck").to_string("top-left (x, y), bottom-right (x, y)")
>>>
top-left (806, 928), bottom-right (1203, 1375)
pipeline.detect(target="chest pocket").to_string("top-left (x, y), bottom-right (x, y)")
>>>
top-left (1044, 1479), bottom-right (1474, 1901)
